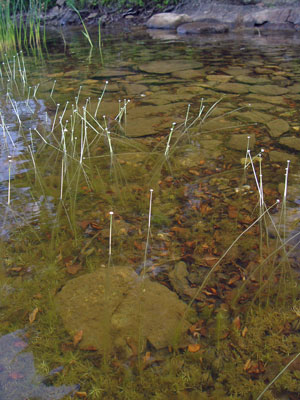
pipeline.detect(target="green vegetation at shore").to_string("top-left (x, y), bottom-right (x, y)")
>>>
top-left (0, 0), bottom-right (180, 51)
top-left (3, 0), bottom-right (181, 12)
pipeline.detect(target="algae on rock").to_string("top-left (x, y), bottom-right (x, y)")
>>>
top-left (55, 267), bottom-right (190, 356)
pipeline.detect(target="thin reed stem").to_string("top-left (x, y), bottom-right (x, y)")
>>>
top-left (50, 80), bottom-right (56, 98)
top-left (143, 189), bottom-right (153, 276)
top-left (108, 211), bottom-right (114, 266)
top-left (7, 157), bottom-right (12, 205)
top-left (256, 352), bottom-right (300, 400)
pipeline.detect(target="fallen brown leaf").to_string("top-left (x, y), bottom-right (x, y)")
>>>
top-left (80, 346), bottom-right (97, 351)
top-left (134, 241), bottom-right (144, 251)
top-left (29, 307), bottom-right (39, 324)
top-left (202, 255), bottom-right (219, 267)
top-left (242, 327), bottom-right (248, 337)
top-left (81, 186), bottom-right (92, 193)
top-left (233, 316), bottom-right (241, 330)
top-left (143, 351), bottom-right (151, 363)
top-left (73, 330), bottom-right (83, 346)
top-left (90, 222), bottom-right (101, 230)
top-left (210, 287), bottom-right (217, 295)
top-left (171, 226), bottom-right (188, 235)
top-left (244, 359), bottom-right (265, 375)
top-left (9, 267), bottom-right (23, 273)
top-left (75, 392), bottom-right (87, 398)
top-left (66, 263), bottom-right (82, 275)
top-left (228, 205), bottom-right (238, 219)
top-left (200, 204), bottom-right (212, 215)
top-left (244, 359), bottom-right (251, 371)
top-left (79, 220), bottom-right (93, 230)
top-left (188, 343), bottom-right (201, 353)
top-left (228, 275), bottom-right (240, 285)
top-left (189, 320), bottom-right (204, 336)
top-left (189, 169), bottom-right (200, 176)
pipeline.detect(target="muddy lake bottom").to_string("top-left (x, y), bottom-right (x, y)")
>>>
top-left (0, 26), bottom-right (299, 399)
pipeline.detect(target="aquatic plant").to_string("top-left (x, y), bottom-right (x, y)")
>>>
top-left (0, 53), bottom-right (299, 400)
top-left (98, 17), bottom-right (104, 64)
top-left (0, 0), bottom-right (46, 53)
top-left (256, 352), bottom-right (300, 400)
top-left (66, 0), bottom-right (180, 9)
top-left (70, 5), bottom-right (93, 48)
top-left (143, 188), bottom-right (153, 276)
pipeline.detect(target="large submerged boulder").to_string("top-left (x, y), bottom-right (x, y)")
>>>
top-left (177, 20), bottom-right (230, 34)
top-left (146, 13), bottom-right (192, 29)
top-left (56, 267), bottom-right (190, 356)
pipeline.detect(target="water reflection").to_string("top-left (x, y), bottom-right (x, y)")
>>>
top-left (0, 330), bottom-right (78, 399)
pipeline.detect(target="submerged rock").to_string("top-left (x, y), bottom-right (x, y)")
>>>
top-left (269, 150), bottom-right (298, 164)
top-left (201, 118), bottom-right (242, 133)
top-left (243, 102), bottom-right (273, 111)
top-left (169, 261), bottom-right (198, 299)
top-left (235, 75), bottom-right (270, 85)
top-left (246, 93), bottom-right (284, 105)
top-left (228, 133), bottom-right (255, 151)
top-left (279, 136), bottom-right (300, 150)
top-left (267, 206), bottom-right (300, 247)
top-left (249, 84), bottom-right (288, 96)
top-left (56, 267), bottom-right (190, 355)
top-left (206, 74), bottom-right (232, 83)
top-left (288, 83), bottom-right (300, 94)
top-left (216, 82), bottom-right (249, 94)
top-left (267, 119), bottom-right (290, 137)
top-left (122, 102), bottom-right (185, 137)
top-left (177, 20), bottom-right (229, 34)
top-left (122, 83), bottom-right (148, 96)
top-left (222, 66), bottom-right (251, 76)
top-left (138, 60), bottom-right (202, 74)
top-left (171, 69), bottom-right (203, 80)
top-left (236, 110), bottom-right (273, 124)
top-left (278, 182), bottom-right (300, 205)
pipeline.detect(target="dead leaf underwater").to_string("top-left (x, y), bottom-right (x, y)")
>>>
top-left (29, 307), bottom-right (39, 324)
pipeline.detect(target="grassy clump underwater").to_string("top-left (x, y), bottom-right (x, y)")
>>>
top-left (0, 53), bottom-right (299, 400)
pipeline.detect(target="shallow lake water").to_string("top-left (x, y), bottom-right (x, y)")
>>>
top-left (0, 27), bottom-right (300, 399)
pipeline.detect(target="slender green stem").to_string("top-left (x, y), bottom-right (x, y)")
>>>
top-left (256, 353), bottom-right (300, 400)
top-left (70, 5), bottom-right (93, 48)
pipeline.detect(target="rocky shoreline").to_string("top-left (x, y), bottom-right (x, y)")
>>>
top-left (44, 0), bottom-right (300, 34)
